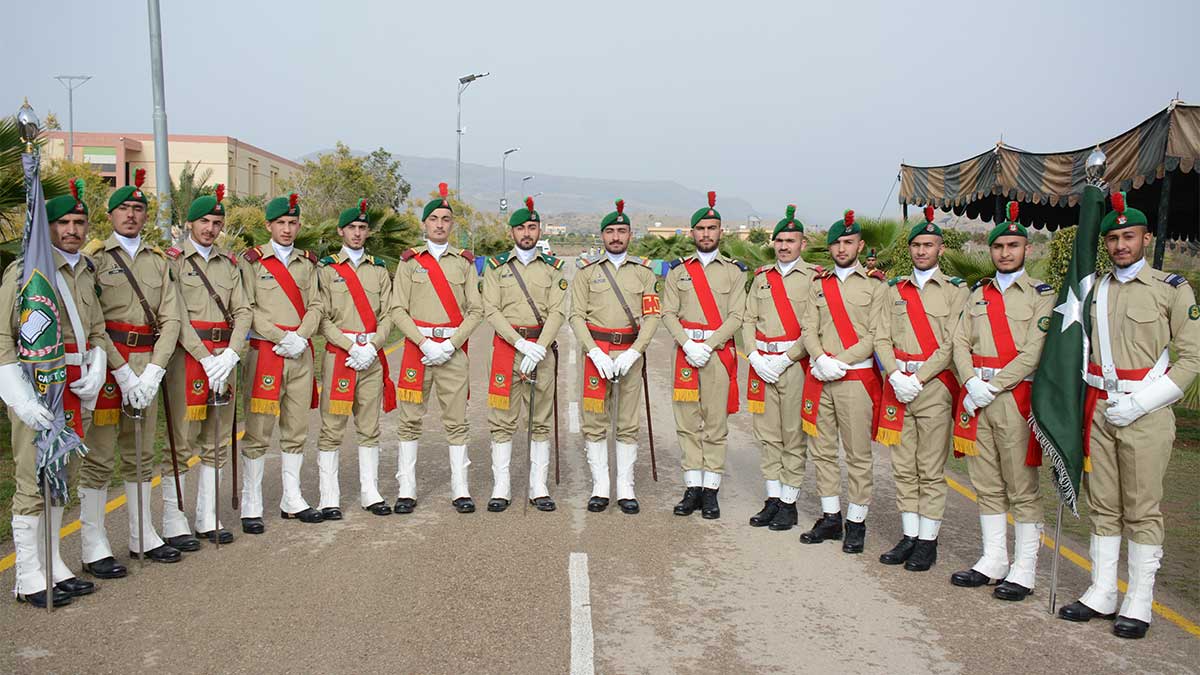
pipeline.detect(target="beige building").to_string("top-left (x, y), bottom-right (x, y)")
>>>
top-left (43, 131), bottom-right (300, 199)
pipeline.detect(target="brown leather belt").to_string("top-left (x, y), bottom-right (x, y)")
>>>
top-left (193, 326), bottom-right (231, 343)
top-left (106, 329), bottom-right (158, 348)
top-left (589, 328), bottom-right (638, 345)
top-left (513, 325), bottom-right (543, 339)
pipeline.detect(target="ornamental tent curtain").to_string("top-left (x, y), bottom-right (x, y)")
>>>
top-left (899, 101), bottom-right (1200, 241)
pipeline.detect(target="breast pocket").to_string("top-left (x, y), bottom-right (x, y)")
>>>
top-left (1126, 304), bottom-right (1161, 345)
top-left (97, 270), bottom-right (132, 309)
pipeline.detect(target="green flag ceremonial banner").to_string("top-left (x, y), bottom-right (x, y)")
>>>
top-left (1030, 165), bottom-right (1105, 516)
top-left (20, 150), bottom-right (87, 503)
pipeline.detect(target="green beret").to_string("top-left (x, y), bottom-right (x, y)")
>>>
top-left (987, 201), bottom-right (1028, 245)
top-left (186, 184), bottom-right (226, 223)
top-left (908, 205), bottom-right (943, 243)
top-left (422, 182), bottom-right (452, 221)
top-left (1100, 191), bottom-right (1148, 234)
top-left (690, 191), bottom-right (721, 227)
top-left (338, 199), bottom-right (371, 228)
top-left (600, 199), bottom-right (630, 231)
top-left (507, 196), bottom-right (540, 227)
top-left (825, 209), bottom-right (860, 246)
top-left (47, 179), bottom-right (88, 222)
top-left (265, 193), bottom-right (301, 222)
top-left (107, 168), bottom-right (148, 212)
top-left (771, 204), bottom-right (804, 239)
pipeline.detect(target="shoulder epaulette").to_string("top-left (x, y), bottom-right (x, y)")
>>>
top-left (1163, 273), bottom-right (1189, 288)
top-left (973, 278), bottom-right (991, 290)
top-left (165, 246), bottom-right (181, 260)
top-left (488, 251), bottom-right (511, 269)
top-left (668, 258), bottom-right (684, 270)
top-left (732, 260), bottom-right (748, 272)
top-left (1035, 282), bottom-right (1055, 295)
top-left (540, 252), bottom-right (563, 269)
top-left (820, 268), bottom-right (834, 279)
top-left (867, 269), bottom-right (886, 281)
top-left (754, 264), bottom-right (771, 276)
top-left (461, 250), bottom-right (476, 263)
top-left (300, 249), bottom-right (318, 264)
top-left (243, 246), bottom-right (263, 263)
top-left (83, 255), bottom-right (95, 273)
top-left (812, 264), bottom-right (825, 276)
top-left (401, 248), bottom-right (417, 262)
top-left (888, 277), bottom-right (902, 287)
top-left (318, 254), bottom-right (337, 267)
top-left (225, 252), bottom-right (237, 265)
top-left (949, 276), bottom-right (966, 287)
top-left (149, 246), bottom-right (167, 257)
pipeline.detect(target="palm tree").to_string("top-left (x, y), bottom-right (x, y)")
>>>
top-left (169, 161), bottom-right (214, 229)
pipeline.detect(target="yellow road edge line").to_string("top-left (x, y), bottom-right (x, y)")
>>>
top-left (0, 340), bottom-right (406, 575)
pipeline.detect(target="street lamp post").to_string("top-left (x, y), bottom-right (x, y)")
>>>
top-left (520, 175), bottom-right (535, 199)
top-left (54, 75), bottom-right (92, 159)
top-left (456, 72), bottom-right (490, 198)
top-left (500, 147), bottom-right (519, 212)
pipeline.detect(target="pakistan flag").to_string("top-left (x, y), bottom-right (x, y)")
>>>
top-left (1030, 183), bottom-right (1104, 516)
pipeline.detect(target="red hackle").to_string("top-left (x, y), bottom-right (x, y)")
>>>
top-left (844, 209), bottom-right (855, 227)
top-left (1007, 201), bottom-right (1019, 222)
top-left (525, 196), bottom-right (535, 211)
top-left (707, 191), bottom-right (716, 208)
top-left (288, 192), bottom-right (299, 209)
top-left (616, 199), bottom-right (625, 215)
top-left (1111, 191), bottom-right (1126, 214)
top-left (924, 205), bottom-right (935, 223)
top-left (438, 182), bottom-right (449, 198)
top-left (215, 184), bottom-right (225, 204)
top-left (134, 168), bottom-right (146, 188)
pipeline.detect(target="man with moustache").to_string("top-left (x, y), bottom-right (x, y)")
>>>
top-left (569, 199), bottom-right (661, 514)
top-left (162, 185), bottom-right (251, 545)
top-left (662, 191), bottom-right (746, 520)
top-left (1, 181), bottom-right (109, 606)
top-left (481, 196), bottom-right (566, 512)
top-left (744, 205), bottom-right (821, 531)
top-left (798, 210), bottom-right (887, 553)
top-left (315, 199), bottom-right (395, 518)
top-left (240, 193), bottom-right (325, 532)
top-left (1057, 193), bottom-right (1198, 639)
top-left (950, 202), bottom-right (1053, 601)
top-left (389, 183), bottom-right (483, 514)
top-left (874, 206), bottom-right (969, 571)
top-left (81, 169), bottom-right (185, 569)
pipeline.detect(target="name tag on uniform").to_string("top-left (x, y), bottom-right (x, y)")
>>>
top-left (500, 271), bottom-right (513, 279)
top-left (105, 268), bottom-right (124, 276)
top-left (260, 273), bottom-right (274, 280)
top-left (976, 300), bottom-right (989, 306)
top-left (895, 300), bottom-right (907, 306)
top-left (679, 275), bottom-right (692, 282)
top-left (415, 267), bottom-right (429, 274)
top-left (332, 276), bottom-right (346, 283)
top-left (185, 270), bottom-right (199, 277)
top-left (590, 276), bottom-right (607, 285)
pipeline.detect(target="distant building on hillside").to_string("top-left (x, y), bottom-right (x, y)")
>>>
top-left (43, 131), bottom-right (300, 199)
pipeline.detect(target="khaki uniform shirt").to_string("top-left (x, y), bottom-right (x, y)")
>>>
top-left (1088, 264), bottom-right (1200, 392)
top-left (742, 260), bottom-right (821, 362)
top-left (661, 254), bottom-right (747, 349)
top-left (94, 235), bottom-right (183, 369)
top-left (318, 250), bottom-right (394, 351)
top-left (801, 264), bottom-right (888, 364)
top-left (952, 272), bottom-right (1054, 390)
top-left (388, 244), bottom-right (483, 349)
top-left (481, 249), bottom-right (567, 349)
top-left (167, 239), bottom-right (251, 359)
top-left (875, 268), bottom-right (970, 382)
top-left (240, 244), bottom-right (322, 342)
top-left (568, 254), bottom-right (661, 354)
top-left (0, 250), bottom-right (108, 365)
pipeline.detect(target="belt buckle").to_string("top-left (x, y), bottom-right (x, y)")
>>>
top-left (765, 342), bottom-right (779, 353)
top-left (125, 331), bottom-right (140, 347)
top-left (211, 327), bottom-right (224, 342)
top-left (431, 327), bottom-right (446, 339)
top-left (355, 333), bottom-right (370, 346)
top-left (980, 367), bottom-right (996, 381)
top-left (1104, 377), bottom-right (1119, 391)
top-left (611, 332), bottom-right (626, 345)
top-left (904, 361), bottom-right (919, 374)
top-left (688, 329), bottom-right (705, 340)
top-left (516, 326), bottom-right (530, 338)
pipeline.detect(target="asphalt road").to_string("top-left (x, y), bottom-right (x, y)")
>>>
top-left (2, 257), bottom-right (1197, 674)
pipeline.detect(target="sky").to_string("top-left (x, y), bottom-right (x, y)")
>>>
top-left (7, 0), bottom-right (1199, 224)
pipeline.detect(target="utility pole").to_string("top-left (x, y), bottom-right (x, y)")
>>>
top-left (147, 0), bottom-right (172, 241)
top-left (54, 75), bottom-right (92, 159)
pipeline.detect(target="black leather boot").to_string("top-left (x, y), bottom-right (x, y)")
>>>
top-left (842, 520), bottom-right (866, 554)
top-left (749, 498), bottom-right (780, 527)
top-left (700, 488), bottom-right (721, 519)
top-left (879, 536), bottom-right (917, 565)
top-left (1058, 600), bottom-right (1115, 622)
top-left (768, 502), bottom-right (798, 531)
top-left (950, 569), bottom-right (995, 588)
top-left (904, 539), bottom-right (937, 571)
top-left (673, 487), bottom-right (703, 516)
top-left (799, 512), bottom-right (844, 544)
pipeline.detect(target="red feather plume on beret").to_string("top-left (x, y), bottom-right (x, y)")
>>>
top-left (707, 191), bottom-right (716, 208)
top-left (288, 192), bottom-right (299, 209)
top-left (1007, 201), bottom-right (1019, 222)
top-left (615, 199), bottom-right (625, 215)
top-left (525, 196), bottom-right (535, 211)
top-left (1111, 191), bottom-right (1126, 214)
top-left (70, 179), bottom-right (79, 200)
top-left (844, 209), bottom-right (855, 227)
top-left (438, 182), bottom-right (449, 199)
top-left (359, 198), bottom-right (368, 214)
top-left (215, 184), bottom-right (225, 204)
top-left (134, 168), bottom-right (146, 188)
top-left (924, 205), bottom-right (935, 223)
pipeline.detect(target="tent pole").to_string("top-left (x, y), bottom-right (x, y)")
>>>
top-left (901, 201), bottom-right (908, 224)
top-left (1152, 171), bottom-right (1172, 270)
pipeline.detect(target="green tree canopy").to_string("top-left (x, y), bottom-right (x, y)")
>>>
top-left (281, 142), bottom-right (411, 223)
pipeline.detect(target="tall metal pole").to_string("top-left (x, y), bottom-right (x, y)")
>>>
top-left (54, 75), bottom-right (92, 159)
top-left (147, 0), bottom-right (172, 242)
top-left (456, 84), bottom-right (463, 197)
top-left (501, 147), bottom-right (519, 213)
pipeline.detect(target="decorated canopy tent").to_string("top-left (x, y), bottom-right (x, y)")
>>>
top-left (899, 100), bottom-right (1200, 267)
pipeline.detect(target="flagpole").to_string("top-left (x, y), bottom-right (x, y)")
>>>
top-left (1048, 501), bottom-right (1064, 615)
top-left (43, 474), bottom-right (53, 614)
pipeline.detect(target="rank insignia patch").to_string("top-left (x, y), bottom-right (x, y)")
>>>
top-left (1037, 316), bottom-right (1051, 332)
top-left (1190, 305), bottom-right (1199, 321)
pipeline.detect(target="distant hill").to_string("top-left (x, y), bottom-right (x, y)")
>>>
top-left (301, 149), bottom-right (759, 225)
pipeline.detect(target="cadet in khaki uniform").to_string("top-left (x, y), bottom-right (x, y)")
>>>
top-left (744, 206), bottom-right (820, 531)
top-left (389, 183), bottom-right (483, 514)
top-left (949, 203), bottom-right (1052, 601)
top-left (1059, 193), bottom-right (1199, 639)
top-left (162, 186), bottom-right (251, 547)
top-left (662, 191), bottom-right (746, 520)
top-left (240, 193), bottom-right (325, 532)
top-left (569, 199), bottom-right (661, 514)
top-left (2, 184), bottom-right (108, 606)
top-left (482, 197), bottom-right (566, 512)
top-left (874, 208), bottom-right (969, 572)
top-left (316, 200), bottom-right (395, 518)
top-left (798, 210), bottom-right (887, 553)
top-left (81, 171), bottom-right (184, 569)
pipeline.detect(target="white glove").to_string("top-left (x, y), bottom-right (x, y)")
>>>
top-left (347, 343), bottom-right (377, 371)
top-left (273, 331), bottom-right (307, 359)
top-left (420, 339), bottom-right (453, 367)
top-left (209, 349), bottom-right (240, 394)
top-left (419, 338), bottom-right (442, 362)
top-left (69, 346), bottom-right (107, 401)
top-left (518, 354), bottom-right (539, 376)
top-left (515, 338), bottom-right (547, 362)
top-left (812, 354), bottom-right (847, 382)
top-left (888, 371), bottom-right (924, 404)
top-left (682, 340), bottom-right (712, 368)
top-left (0, 363), bottom-right (54, 431)
top-left (613, 348), bottom-right (641, 378)
top-left (748, 352), bottom-right (780, 384)
top-left (111, 364), bottom-right (140, 406)
top-left (962, 391), bottom-right (979, 418)
top-left (200, 354), bottom-right (222, 380)
top-left (587, 347), bottom-right (617, 380)
top-left (1104, 377), bottom-right (1184, 427)
top-left (964, 377), bottom-right (999, 409)
top-left (131, 364), bottom-right (166, 410)
top-left (765, 354), bottom-right (793, 380)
